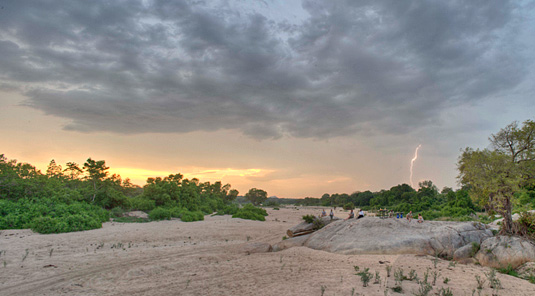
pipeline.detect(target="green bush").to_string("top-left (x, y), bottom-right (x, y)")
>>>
top-left (148, 207), bottom-right (172, 220)
top-left (233, 210), bottom-right (265, 221)
top-left (302, 214), bottom-right (315, 223)
top-left (343, 202), bottom-right (355, 210)
top-left (129, 197), bottom-right (156, 212)
top-left (110, 207), bottom-right (125, 218)
top-left (180, 210), bottom-right (204, 222)
top-left (215, 204), bottom-right (239, 215)
top-left (232, 205), bottom-right (268, 221)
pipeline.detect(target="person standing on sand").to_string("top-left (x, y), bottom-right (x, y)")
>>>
top-left (407, 211), bottom-right (413, 222)
top-left (329, 209), bottom-right (334, 220)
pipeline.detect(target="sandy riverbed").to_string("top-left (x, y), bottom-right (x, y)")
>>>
top-left (1, 207), bottom-right (534, 295)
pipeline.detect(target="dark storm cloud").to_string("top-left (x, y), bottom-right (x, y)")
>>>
top-left (0, 0), bottom-right (530, 139)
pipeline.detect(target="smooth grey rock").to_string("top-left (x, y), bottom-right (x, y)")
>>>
top-left (287, 216), bottom-right (340, 237)
top-left (272, 235), bottom-right (311, 252)
top-left (475, 236), bottom-right (535, 268)
top-left (298, 217), bottom-right (492, 257)
top-left (453, 243), bottom-right (477, 261)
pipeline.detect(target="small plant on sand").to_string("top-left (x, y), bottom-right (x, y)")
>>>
top-left (386, 265), bottom-right (392, 277)
top-left (49, 248), bottom-right (54, 257)
top-left (320, 285), bottom-right (326, 296)
top-left (431, 270), bottom-right (440, 286)
top-left (414, 281), bottom-right (432, 296)
top-left (475, 275), bottom-right (486, 289)
top-left (394, 268), bottom-right (405, 285)
top-left (391, 286), bottom-right (403, 293)
top-left (22, 249), bottom-right (29, 262)
top-left (421, 268), bottom-right (429, 284)
top-left (282, 236), bottom-right (288, 240)
top-left (438, 287), bottom-right (453, 296)
top-left (448, 261), bottom-right (456, 268)
top-left (408, 269), bottom-right (418, 281)
top-left (356, 267), bottom-right (372, 287)
top-left (443, 277), bottom-right (450, 284)
top-left (431, 256), bottom-right (439, 269)
top-left (374, 271), bottom-right (381, 284)
top-left (351, 287), bottom-right (355, 296)
top-left (3, 261), bottom-right (6, 268)
top-left (485, 269), bottom-right (501, 290)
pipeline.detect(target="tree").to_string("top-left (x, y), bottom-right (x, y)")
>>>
top-left (245, 188), bottom-right (267, 206)
top-left (46, 159), bottom-right (63, 178)
top-left (83, 158), bottom-right (109, 202)
top-left (63, 162), bottom-right (83, 181)
top-left (458, 119), bottom-right (535, 234)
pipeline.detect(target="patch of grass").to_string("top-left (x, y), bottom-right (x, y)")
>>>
top-left (386, 265), bottom-right (392, 277)
top-left (475, 275), bottom-right (486, 289)
top-left (356, 267), bottom-right (372, 287)
top-left (470, 242), bottom-right (480, 257)
top-left (485, 269), bottom-right (501, 290)
top-left (438, 287), bottom-right (453, 296)
top-left (282, 236), bottom-right (288, 240)
top-left (443, 277), bottom-right (450, 284)
top-left (391, 286), bottom-right (403, 293)
top-left (320, 285), bottom-right (326, 296)
top-left (414, 281), bottom-right (432, 296)
top-left (497, 264), bottom-right (518, 277)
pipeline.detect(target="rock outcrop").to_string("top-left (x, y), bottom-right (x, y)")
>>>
top-left (280, 217), bottom-right (493, 257)
top-left (286, 216), bottom-right (340, 237)
top-left (474, 236), bottom-right (535, 268)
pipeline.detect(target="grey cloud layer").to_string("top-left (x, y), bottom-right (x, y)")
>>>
top-left (0, 0), bottom-right (530, 139)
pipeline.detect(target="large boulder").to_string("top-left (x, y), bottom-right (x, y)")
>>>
top-left (272, 235), bottom-right (311, 252)
top-left (453, 243), bottom-right (477, 261)
top-left (287, 216), bottom-right (340, 237)
top-left (296, 217), bottom-right (493, 257)
top-left (474, 236), bottom-right (535, 268)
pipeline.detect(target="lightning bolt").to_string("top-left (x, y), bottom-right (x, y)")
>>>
top-left (410, 144), bottom-right (422, 188)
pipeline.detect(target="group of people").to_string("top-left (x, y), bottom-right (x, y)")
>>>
top-left (320, 208), bottom-right (364, 220)
top-left (320, 208), bottom-right (423, 223)
top-left (406, 211), bottom-right (424, 223)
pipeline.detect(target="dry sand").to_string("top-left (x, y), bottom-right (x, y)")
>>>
top-left (1, 207), bottom-right (534, 295)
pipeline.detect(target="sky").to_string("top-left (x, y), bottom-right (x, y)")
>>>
top-left (0, 0), bottom-right (534, 198)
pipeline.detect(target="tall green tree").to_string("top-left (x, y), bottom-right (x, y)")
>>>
top-left (245, 188), bottom-right (267, 206)
top-left (458, 119), bottom-right (535, 234)
top-left (83, 158), bottom-right (109, 202)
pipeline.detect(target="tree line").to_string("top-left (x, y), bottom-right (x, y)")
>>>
top-left (0, 155), bottom-right (268, 233)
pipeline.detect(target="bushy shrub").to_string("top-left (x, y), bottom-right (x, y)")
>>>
top-left (180, 210), bottom-right (204, 222)
top-left (0, 199), bottom-right (108, 234)
top-left (513, 211), bottom-right (535, 238)
top-left (215, 204), bottom-right (239, 215)
top-left (302, 214), bottom-right (315, 223)
top-left (233, 210), bottom-right (265, 221)
top-left (110, 207), bottom-right (125, 218)
top-left (343, 202), bottom-right (355, 210)
top-left (148, 207), bottom-right (172, 220)
top-left (129, 197), bottom-right (156, 212)
top-left (199, 204), bottom-right (214, 215)
top-left (232, 205), bottom-right (268, 221)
